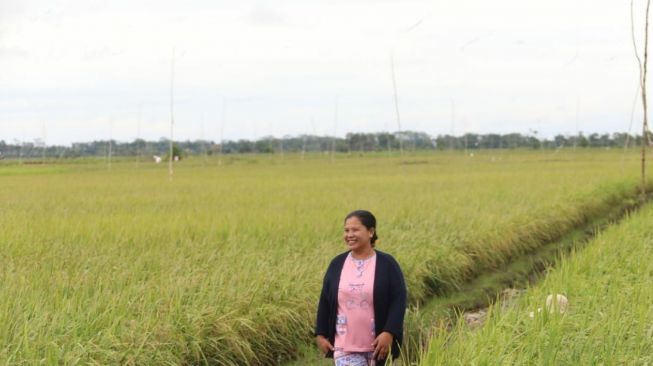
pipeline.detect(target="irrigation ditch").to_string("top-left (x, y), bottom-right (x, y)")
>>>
top-left (283, 184), bottom-right (652, 366)
top-left (397, 186), bottom-right (652, 365)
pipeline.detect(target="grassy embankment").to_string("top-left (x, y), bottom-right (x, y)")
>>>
top-left (0, 149), bottom-right (646, 365)
top-left (421, 201), bottom-right (653, 365)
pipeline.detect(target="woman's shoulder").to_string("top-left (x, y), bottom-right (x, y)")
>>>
top-left (374, 249), bottom-right (396, 261)
top-left (375, 250), bottom-right (402, 267)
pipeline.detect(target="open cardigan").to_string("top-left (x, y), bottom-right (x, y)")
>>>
top-left (315, 250), bottom-right (407, 363)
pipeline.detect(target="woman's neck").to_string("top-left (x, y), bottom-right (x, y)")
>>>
top-left (350, 247), bottom-right (375, 260)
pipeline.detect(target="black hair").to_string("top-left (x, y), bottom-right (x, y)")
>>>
top-left (345, 210), bottom-right (378, 247)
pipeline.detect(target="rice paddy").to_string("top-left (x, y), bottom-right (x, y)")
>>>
top-left (421, 195), bottom-right (653, 365)
top-left (0, 149), bottom-right (648, 365)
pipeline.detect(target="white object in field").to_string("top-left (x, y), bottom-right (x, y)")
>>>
top-left (174, 155), bottom-right (179, 161)
top-left (528, 294), bottom-right (569, 318)
top-left (153, 155), bottom-right (162, 163)
top-left (546, 294), bottom-right (568, 314)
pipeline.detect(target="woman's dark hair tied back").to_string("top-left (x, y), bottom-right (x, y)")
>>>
top-left (345, 210), bottom-right (378, 246)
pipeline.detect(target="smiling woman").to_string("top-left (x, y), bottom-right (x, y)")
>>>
top-left (315, 210), bottom-right (407, 366)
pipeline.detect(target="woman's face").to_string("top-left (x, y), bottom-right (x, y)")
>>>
top-left (343, 216), bottom-right (374, 252)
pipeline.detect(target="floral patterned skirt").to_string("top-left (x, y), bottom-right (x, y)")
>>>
top-left (334, 351), bottom-right (375, 366)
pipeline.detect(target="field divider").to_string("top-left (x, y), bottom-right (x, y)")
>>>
top-left (398, 182), bottom-right (653, 364)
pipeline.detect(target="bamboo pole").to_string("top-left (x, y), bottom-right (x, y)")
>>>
top-left (632, 0), bottom-right (651, 197)
top-left (108, 119), bottom-right (113, 171)
top-left (41, 121), bottom-right (46, 163)
top-left (219, 97), bottom-right (225, 166)
top-left (331, 97), bottom-right (338, 162)
top-left (136, 103), bottom-right (142, 168)
top-left (642, 0), bottom-right (651, 197)
top-left (389, 50), bottom-right (403, 154)
top-left (169, 48), bottom-right (175, 180)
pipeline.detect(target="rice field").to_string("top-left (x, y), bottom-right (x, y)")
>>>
top-left (421, 196), bottom-right (653, 365)
top-left (0, 149), bottom-right (647, 365)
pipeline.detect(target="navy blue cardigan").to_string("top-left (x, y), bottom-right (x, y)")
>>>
top-left (315, 250), bottom-right (407, 362)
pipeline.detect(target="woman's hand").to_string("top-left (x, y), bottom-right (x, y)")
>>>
top-left (372, 331), bottom-right (393, 360)
top-left (316, 335), bottom-right (334, 354)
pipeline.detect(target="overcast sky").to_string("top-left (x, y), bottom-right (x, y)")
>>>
top-left (0, 0), bottom-right (647, 145)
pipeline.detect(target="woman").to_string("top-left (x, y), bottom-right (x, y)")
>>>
top-left (315, 210), bottom-right (407, 366)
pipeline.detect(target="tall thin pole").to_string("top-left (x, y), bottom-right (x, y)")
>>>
top-left (302, 118), bottom-right (310, 160)
top-left (464, 131), bottom-right (468, 156)
top-left (450, 98), bottom-right (455, 151)
top-left (625, 84), bottom-right (640, 153)
top-left (108, 118), bottom-right (113, 170)
top-left (574, 96), bottom-right (579, 151)
top-left (331, 97), bottom-right (338, 162)
top-left (201, 112), bottom-right (208, 165)
top-left (136, 103), bottom-right (142, 167)
top-left (311, 117), bottom-right (318, 155)
top-left (169, 48), bottom-right (175, 180)
top-left (642, 0), bottom-right (651, 197)
top-left (390, 50), bottom-right (403, 154)
top-left (219, 97), bottom-right (225, 166)
top-left (385, 119), bottom-right (392, 155)
top-left (632, 0), bottom-right (651, 197)
top-left (41, 120), bottom-right (46, 163)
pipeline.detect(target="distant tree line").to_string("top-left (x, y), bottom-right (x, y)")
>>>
top-left (0, 131), bottom-right (646, 159)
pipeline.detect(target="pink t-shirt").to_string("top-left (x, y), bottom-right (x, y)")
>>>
top-left (334, 252), bottom-right (377, 355)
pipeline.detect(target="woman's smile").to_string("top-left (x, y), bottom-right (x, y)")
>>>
top-left (343, 216), bottom-right (374, 256)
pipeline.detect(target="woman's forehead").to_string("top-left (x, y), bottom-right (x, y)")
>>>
top-left (344, 216), bottom-right (363, 225)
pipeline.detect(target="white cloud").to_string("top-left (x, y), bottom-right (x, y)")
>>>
top-left (0, 0), bottom-right (646, 145)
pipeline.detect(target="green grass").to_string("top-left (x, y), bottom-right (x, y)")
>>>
top-left (421, 199), bottom-right (653, 365)
top-left (0, 149), bottom-right (647, 364)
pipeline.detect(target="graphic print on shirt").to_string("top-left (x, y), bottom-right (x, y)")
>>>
top-left (335, 253), bottom-right (377, 354)
top-left (345, 283), bottom-right (369, 309)
top-left (336, 315), bottom-right (347, 336)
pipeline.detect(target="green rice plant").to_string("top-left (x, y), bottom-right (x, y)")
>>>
top-left (0, 149), bottom-right (646, 364)
top-left (421, 200), bottom-right (653, 365)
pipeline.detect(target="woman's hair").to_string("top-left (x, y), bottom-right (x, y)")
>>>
top-left (345, 210), bottom-right (378, 246)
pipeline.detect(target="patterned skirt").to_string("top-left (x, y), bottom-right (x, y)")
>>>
top-left (334, 351), bottom-right (376, 366)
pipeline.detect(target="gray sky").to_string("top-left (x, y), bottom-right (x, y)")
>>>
top-left (0, 0), bottom-right (646, 145)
